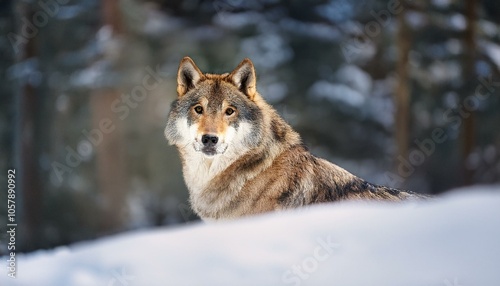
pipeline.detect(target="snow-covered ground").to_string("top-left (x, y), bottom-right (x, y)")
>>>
top-left (2, 186), bottom-right (500, 286)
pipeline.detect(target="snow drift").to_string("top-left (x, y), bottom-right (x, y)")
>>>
top-left (2, 185), bottom-right (500, 286)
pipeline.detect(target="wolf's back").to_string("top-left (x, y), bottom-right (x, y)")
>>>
top-left (258, 145), bottom-right (428, 210)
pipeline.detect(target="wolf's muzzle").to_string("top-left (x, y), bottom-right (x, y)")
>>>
top-left (201, 134), bottom-right (219, 156)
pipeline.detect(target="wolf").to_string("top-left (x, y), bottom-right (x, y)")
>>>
top-left (165, 57), bottom-right (426, 220)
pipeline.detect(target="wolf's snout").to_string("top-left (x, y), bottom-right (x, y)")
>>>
top-left (201, 134), bottom-right (219, 147)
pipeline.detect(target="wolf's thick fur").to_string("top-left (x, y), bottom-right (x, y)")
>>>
top-left (165, 57), bottom-right (425, 220)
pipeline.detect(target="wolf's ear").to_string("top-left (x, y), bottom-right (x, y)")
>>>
top-left (230, 58), bottom-right (257, 100)
top-left (177, 57), bottom-right (204, 97)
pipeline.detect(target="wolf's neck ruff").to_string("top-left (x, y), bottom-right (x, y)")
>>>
top-left (165, 57), bottom-right (427, 221)
top-left (179, 121), bottom-right (255, 195)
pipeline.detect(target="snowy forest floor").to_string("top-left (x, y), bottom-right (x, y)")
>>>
top-left (2, 185), bottom-right (500, 286)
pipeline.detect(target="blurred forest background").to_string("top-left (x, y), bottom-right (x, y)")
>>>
top-left (1, 0), bottom-right (499, 253)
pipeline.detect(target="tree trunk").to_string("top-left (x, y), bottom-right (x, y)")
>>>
top-left (461, 0), bottom-right (477, 186)
top-left (394, 5), bottom-right (411, 163)
top-left (93, 0), bottom-right (127, 233)
top-left (15, 4), bottom-right (43, 251)
top-left (90, 90), bottom-right (126, 232)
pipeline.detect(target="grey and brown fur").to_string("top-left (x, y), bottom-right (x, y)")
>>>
top-left (165, 57), bottom-right (426, 221)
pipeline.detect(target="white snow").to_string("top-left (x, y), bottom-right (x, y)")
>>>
top-left (483, 41), bottom-right (500, 69)
top-left (334, 65), bottom-right (373, 95)
top-left (309, 81), bottom-right (366, 108)
top-left (280, 19), bottom-right (341, 42)
top-left (2, 186), bottom-right (500, 286)
top-left (239, 33), bottom-right (293, 70)
top-left (431, 0), bottom-right (453, 8)
top-left (449, 13), bottom-right (467, 31)
top-left (309, 65), bottom-right (373, 104)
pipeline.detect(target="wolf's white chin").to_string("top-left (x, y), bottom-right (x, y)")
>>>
top-left (193, 142), bottom-right (228, 157)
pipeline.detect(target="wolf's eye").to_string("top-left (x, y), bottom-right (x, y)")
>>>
top-left (194, 106), bottom-right (203, 114)
top-left (225, 108), bottom-right (235, 116)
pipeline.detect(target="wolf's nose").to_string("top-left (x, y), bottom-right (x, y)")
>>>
top-left (201, 134), bottom-right (218, 147)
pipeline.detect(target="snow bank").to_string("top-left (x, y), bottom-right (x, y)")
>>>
top-left (2, 186), bottom-right (500, 286)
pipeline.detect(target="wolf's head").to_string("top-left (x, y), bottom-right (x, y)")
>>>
top-left (165, 57), bottom-right (264, 157)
